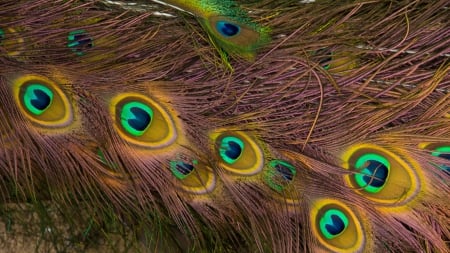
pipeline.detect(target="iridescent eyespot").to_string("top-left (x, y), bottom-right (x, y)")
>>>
top-left (319, 209), bottom-right (349, 239)
top-left (169, 158), bottom-right (215, 195)
top-left (67, 30), bottom-right (94, 56)
top-left (120, 101), bottom-right (153, 137)
top-left (354, 154), bottom-right (390, 193)
top-left (265, 160), bottom-right (296, 193)
top-left (11, 74), bottom-right (73, 128)
top-left (311, 199), bottom-right (366, 253)
top-left (211, 130), bottom-right (264, 176)
top-left (219, 136), bottom-right (244, 164)
top-left (170, 160), bottom-right (195, 180)
top-left (22, 84), bottom-right (53, 115)
top-left (216, 21), bottom-right (241, 37)
top-left (341, 143), bottom-right (421, 205)
top-left (203, 16), bottom-right (270, 60)
top-left (110, 93), bottom-right (177, 148)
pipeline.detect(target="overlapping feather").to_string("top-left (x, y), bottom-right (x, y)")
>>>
top-left (0, 0), bottom-right (449, 252)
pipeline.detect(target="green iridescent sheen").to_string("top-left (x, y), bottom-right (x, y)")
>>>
top-left (431, 146), bottom-right (450, 172)
top-left (120, 101), bottom-right (153, 137)
top-left (67, 29), bottom-right (93, 56)
top-left (354, 153), bottom-right (390, 193)
top-left (23, 84), bottom-right (54, 115)
top-left (431, 146), bottom-right (450, 157)
top-left (319, 209), bottom-right (349, 239)
top-left (169, 160), bottom-right (197, 180)
top-left (219, 136), bottom-right (244, 164)
top-left (265, 160), bottom-right (296, 192)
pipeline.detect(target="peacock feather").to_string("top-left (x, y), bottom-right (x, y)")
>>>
top-left (148, 0), bottom-right (271, 60)
top-left (0, 0), bottom-right (449, 252)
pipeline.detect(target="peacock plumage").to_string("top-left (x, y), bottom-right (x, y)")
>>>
top-left (0, 0), bottom-right (449, 252)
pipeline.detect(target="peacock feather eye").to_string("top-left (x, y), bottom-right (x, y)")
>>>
top-left (11, 74), bottom-right (73, 128)
top-left (341, 143), bottom-right (421, 205)
top-left (120, 101), bottom-right (154, 137)
top-left (169, 158), bottom-right (216, 194)
top-left (201, 15), bottom-right (270, 60)
top-left (211, 130), bottom-right (264, 176)
top-left (219, 136), bottom-right (244, 164)
top-left (67, 30), bottom-right (93, 56)
top-left (22, 84), bottom-right (54, 115)
top-left (319, 209), bottom-right (349, 239)
top-left (170, 160), bottom-right (195, 180)
top-left (265, 160), bottom-right (296, 193)
top-left (216, 21), bottom-right (241, 37)
top-left (354, 153), bottom-right (390, 193)
top-left (110, 93), bottom-right (177, 148)
top-left (311, 199), bottom-right (366, 253)
top-left (147, 0), bottom-right (269, 59)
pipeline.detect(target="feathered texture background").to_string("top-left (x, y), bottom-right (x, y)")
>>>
top-left (0, 0), bottom-right (449, 252)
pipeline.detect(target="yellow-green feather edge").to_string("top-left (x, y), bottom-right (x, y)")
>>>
top-left (161, 0), bottom-right (271, 60)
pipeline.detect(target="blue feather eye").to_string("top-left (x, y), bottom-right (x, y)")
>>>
top-left (170, 160), bottom-right (195, 180)
top-left (67, 30), bottom-right (93, 56)
top-left (342, 144), bottom-right (421, 205)
top-left (211, 131), bottom-right (264, 175)
top-left (22, 84), bottom-right (54, 115)
top-left (169, 157), bottom-right (216, 194)
top-left (311, 200), bottom-right (366, 252)
top-left (12, 74), bottom-right (73, 128)
top-left (120, 101), bottom-right (154, 137)
top-left (265, 160), bottom-right (296, 192)
top-left (216, 21), bottom-right (241, 37)
top-left (319, 209), bottom-right (349, 239)
top-left (111, 93), bottom-right (177, 148)
top-left (354, 154), bottom-right (390, 193)
top-left (219, 136), bottom-right (244, 164)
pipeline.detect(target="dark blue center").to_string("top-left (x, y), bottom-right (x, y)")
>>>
top-left (225, 141), bottom-right (242, 160)
top-left (128, 107), bottom-right (151, 131)
top-left (362, 160), bottom-right (388, 187)
top-left (325, 214), bottom-right (346, 236)
top-left (438, 153), bottom-right (450, 160)
top-left (176, 162), bottom-right (194, 176)
top-left (275, 164), bottom-right (294, 181)
top-left (31, 89), bottom-right (51, 110)
top-left (73, 34), bottom-right (93, 48)
top-left (68, 31), bottom-right (93, 55)
top-left (437, 153), bottom-right (450, 173)
top-left (216, 21), bottom-right (240, 37)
